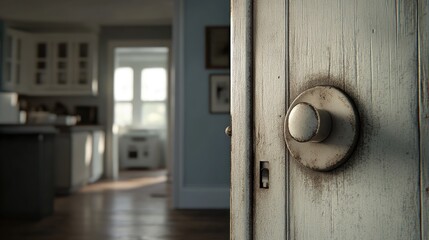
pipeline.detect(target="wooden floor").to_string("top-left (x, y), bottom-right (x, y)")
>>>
top-left (0, 170), bottom-right (229, 240)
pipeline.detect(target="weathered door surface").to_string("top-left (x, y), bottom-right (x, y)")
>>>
top-left (230, 0), bottom-right (429, 239)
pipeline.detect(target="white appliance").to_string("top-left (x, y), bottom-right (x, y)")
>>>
top-left (119, 132), bottom-right (161, 169)
top-left (0, 92), bottom-right (19, 124)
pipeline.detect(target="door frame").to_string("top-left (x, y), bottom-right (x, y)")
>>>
top-left (230, 0), bottom-right (429, 239)
top-left (418, 0), bottom-right (429, 239)
top-left (230, 0), bottom-right (254, 239)
top-left (105, 40), bottom-right (172, 180)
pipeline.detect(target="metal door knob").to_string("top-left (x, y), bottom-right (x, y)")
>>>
top-left (225, 126), bottom-right (232, 137)
top-left (284, 86), bottom-right (359, 171)
top-left (288, 103), bottom-right (331, 143)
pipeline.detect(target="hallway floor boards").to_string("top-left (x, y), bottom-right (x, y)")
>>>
top-left (0, 170), bottom-right (229, 240)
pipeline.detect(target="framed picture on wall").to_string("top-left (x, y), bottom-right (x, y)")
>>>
top-left (206, 26), bottom-right (230, 69)
top-left (210, 74), bottom-right (230, 113)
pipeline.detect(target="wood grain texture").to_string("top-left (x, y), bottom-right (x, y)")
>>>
top-left (288, 0), bottom-right (420, 239)
top-left (230, 0), bottom-right (253, 239)
top-left (418, 0), bottom-right (429, 239)
top-left (253, 0), bottom-right (286, 239)
top-left (0, 170), bottom-right (229, 240)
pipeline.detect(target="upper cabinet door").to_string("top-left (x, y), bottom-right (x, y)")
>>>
top-left (33, 40), bottom-right (52, 89)
top-left (2, 33), bottom-right (15, 91)
top-left (51, 40), bottom-right (72, 88)
top-left (1, 29), bottom-right (26, 91)
top-left (72, 41), bottom-right (92, 88)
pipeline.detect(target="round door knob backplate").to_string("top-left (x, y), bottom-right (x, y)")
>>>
top-left (284, 86), bottom-right (359, 171)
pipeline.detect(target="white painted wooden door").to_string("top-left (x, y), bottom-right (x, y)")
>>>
top-left (230, 0), bottom-right (429, 239)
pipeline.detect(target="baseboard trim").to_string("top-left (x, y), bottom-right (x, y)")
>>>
top-left (178, 186), bottom-right (230, 209)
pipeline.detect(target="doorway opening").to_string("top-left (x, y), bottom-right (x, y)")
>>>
top-left (111, 46), bottom-right (170, 184)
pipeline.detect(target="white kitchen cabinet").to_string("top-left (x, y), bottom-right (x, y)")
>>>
top-left (55, 128), bottom-right (105, 194)
top-left (31, 34), bottom-right (98, 95)
top-left (55, 131), bottom-right (91, 194)
top-left (71, 131), bottom-right (92, 189)
top-left (1, 29), bottom-right (32, 92)
top-left (1, 28), bottom-right (98, 95)
top-left (89, 130), bottom-right (105, 183)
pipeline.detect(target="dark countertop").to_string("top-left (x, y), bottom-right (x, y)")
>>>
top-left (56, 125), bottom-right (104, 132)
top-left (0, 124), bottom-right (58, 134)
top-left (0, 124), bottom-right (103, 134)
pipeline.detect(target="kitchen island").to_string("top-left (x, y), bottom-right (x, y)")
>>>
top-left (0, 125), bottom-right (58, 219)
top-left (0, 124), bottom-right (105, 219)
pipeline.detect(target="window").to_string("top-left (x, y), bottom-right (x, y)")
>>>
top-left (140, 68), bottom-right (167, 129)
top-left (114, 67), bottom-right (133, 126)
top-left (141, 103), bottom-right (166, 128)
top-left (114, 65), bottom-right (168, 129)
top-left (141, 68), bottom-right (167, 101)
top-left (114, 67), bottom-right (133, 101)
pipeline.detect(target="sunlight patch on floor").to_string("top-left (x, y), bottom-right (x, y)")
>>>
top-left (80, 175), bottom-right (167, 193)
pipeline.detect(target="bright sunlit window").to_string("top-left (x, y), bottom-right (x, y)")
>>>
top-left (113, 63), bottom-right (168, 129)
top-left (139, 68), bottom-right (167, 129)
top-left (114, 67), bottom-right (134, 126)
top-left (114, 67), bottom-right (133, 101)
top-left (141, 68), bottom-right (167, 101)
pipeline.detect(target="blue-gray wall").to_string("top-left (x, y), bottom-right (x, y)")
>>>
top-left (183, 0), bottom-right (230, 187)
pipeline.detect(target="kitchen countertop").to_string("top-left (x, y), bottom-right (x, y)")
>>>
top-left (56, 125), bottom-right (104, 132)
top-left (0, 124), bottom-right (103, 134)
top-left (0, 124), bottom-right (58, 134)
